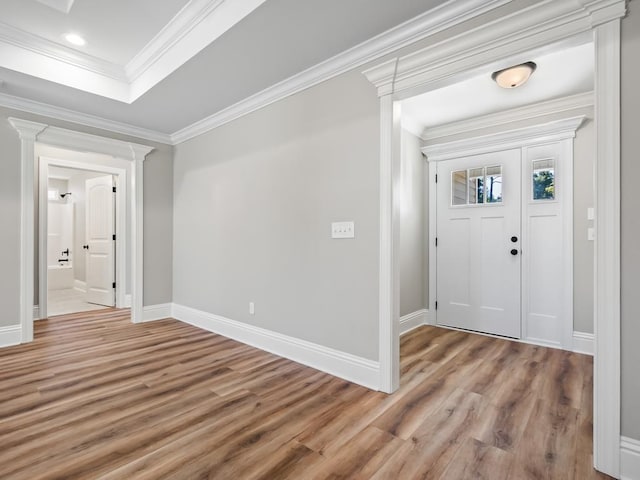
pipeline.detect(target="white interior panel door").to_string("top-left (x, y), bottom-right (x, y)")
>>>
top-left (85, 175), bottom-right (115, 307)
top-left (436, 149), bottom-right (521, 338)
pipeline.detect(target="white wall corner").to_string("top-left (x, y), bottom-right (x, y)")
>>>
top-left (171, 304), bottom-right (381, 390)
top-left (73, 280), bottom-right (87, 293)
top-left (123, 294), bottom-right (133, 309)
top-left (572, 331), bottom-right (595, 355)
top-left (142, 303), bottom-right (173, 322)
top-left (400, 309), bottom-right (428, 335)
top-left (621, 436), bottom-right (640, 480)
top-left (0, 325), bottom-right (22, 348)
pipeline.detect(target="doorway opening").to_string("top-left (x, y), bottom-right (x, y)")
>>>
top-left (45, 165), bottom-right (119, 317)
top-left (38, 155), bottom-right (128, 321)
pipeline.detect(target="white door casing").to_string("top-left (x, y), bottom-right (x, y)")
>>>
top-left (85, 176), bottom-right (116, 307)
top-left (436, 149), bottom-right (522, 338)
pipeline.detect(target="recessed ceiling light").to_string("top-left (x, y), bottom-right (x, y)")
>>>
top-left (491, 62), bottom-right (537, 89)
top-left (64, 33), bottom-right (86, 46)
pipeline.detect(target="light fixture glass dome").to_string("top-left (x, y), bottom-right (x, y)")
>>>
top-left (492, 62), bottom-right (537, 88)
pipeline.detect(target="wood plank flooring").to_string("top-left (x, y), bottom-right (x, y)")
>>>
top-left (0, 310), bottom-right (610, 479)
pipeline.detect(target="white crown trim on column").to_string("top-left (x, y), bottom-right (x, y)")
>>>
top-left (421, 91), bottom-right (594, 142)
top-left (422, 116), bottom-right (586, 161)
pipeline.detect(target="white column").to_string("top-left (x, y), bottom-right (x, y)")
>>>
top-left (130, 145), bottom-right (153, 323)
top-left (8, 118), bottom-right (47, 343)
top-left (593, 19), bottom-right (621, 478)
top-left (378, 93), bottom-right (402, 393)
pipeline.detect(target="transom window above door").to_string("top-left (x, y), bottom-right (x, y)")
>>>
top-left (451, 165), bottom-right (503, 206)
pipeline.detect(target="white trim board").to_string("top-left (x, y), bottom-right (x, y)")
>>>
top-left (0, 325), bottom-right (22, 348)
top-left (400, 309), bottom-right (428, 335)
top-left (573, 331), bottom-right (594, 356)
top-left (362, 0), bottom-right (626, 475)
top-left (8, 118), bottom-right (153, 344)
top-left (421, 91), bottom-right (594, 142)
top-left (142, 303), bottom-right (173, 323)
top-left (621, 436), bottom-right (640, 480)
top-left (172, 304), bottom-right (380, 390)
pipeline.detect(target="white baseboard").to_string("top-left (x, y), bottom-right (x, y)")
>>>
top-left (572, 331), bottom-right (594, 356)
top-left (33, 305), bottom-right (40, 321)
top-left (142, 303), bottom-right (173, 322)
top-left (400, 309), bottom-right (428, 335)
top-left (622, 436), bottom-right (640, 480)
top-left (73, 279), bottom-right (87, 293)
top-left (0, 325), bottom-right (22, 348)
top-left (172, 303), bottom-right (380, 390)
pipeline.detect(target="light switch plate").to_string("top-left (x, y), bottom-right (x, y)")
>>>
top-left (588, 227), bottom-right (595, 241)
top-left (332, 221), bottom-right (355, 239)
top-left (587, 207), bottom-right (594, 221)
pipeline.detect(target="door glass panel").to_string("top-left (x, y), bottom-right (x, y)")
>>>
top-left (468, 168), bottom-right (484, 204)
top-left (485, 165), bottom-right (503, 203)
top-left (452, 170), bottom-right (467, 205)
top-left (532, 159), bottom-right (555, 200)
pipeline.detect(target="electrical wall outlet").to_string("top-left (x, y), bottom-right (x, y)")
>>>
top-left (331, 221), bottom-right (355, 239)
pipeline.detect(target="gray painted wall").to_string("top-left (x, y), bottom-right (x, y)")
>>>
top-left (0, 106), bottom-right (174, 328)
top-left (621, 3), bottom-right (640, 442)
top-left (173, 70), bottom-right (380, 361)
top-left (400, 129), bottom-right (428, 317)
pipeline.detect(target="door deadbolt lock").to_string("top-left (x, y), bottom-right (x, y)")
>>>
top-left (510, 249), bottom-right (519, 256)
top-left (511, 236), bottom-right (518, 243)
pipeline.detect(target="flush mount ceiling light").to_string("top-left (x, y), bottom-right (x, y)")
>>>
top-left (64, 33), bottom-right (86, 46)
top-left (491, 61), bottom-right (537, 89)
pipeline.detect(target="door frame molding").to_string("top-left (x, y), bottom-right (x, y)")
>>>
top-left (423, 115), bottom-right (585, 349)
top-left (8, 119), bottom-right (153, 341)
top-left (362, 0), bottom-right (625, 476)
top-left (38, 157), bottom-right (127, 319)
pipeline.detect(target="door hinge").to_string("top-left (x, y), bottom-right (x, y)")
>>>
top-left (112, 282), bottom-right (116, 289)
top-left (112, 234), bottom-right (116, 241)
top-left (112, 186), bottom-right (116, 193)
top-left (435, 174), bottom-right (438, 183)
top-left (435, 301), bottom-right (438, 310)
top-left (435, 237), bottom-right (438, 247)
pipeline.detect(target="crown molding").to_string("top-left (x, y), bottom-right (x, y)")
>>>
top-left (0, 21), bottom-right (126, 80)
top-left (126, 0), bottom-right (268, 101)
top-left (0, 92), bottom-right (172, 145)
top-left (363, 0), bottom-right (627, 97)
top-left (422, 115), bottom-right (586, 161)
top-left (170, 0), bottom-right (513, 144)
top-left (0, 0), bottom-right (266, 102)
top-left (421, 91), bottom-right (594, 142)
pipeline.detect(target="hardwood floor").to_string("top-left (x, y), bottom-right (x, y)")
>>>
top-left (0, 310), bottom-right (609, 479)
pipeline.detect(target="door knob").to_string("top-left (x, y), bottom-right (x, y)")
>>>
top-left (511, 236), bottom-right (518, 243)
top-left (83, 245), bottom-right (89, 250)
top-left (510, 249), bottom-right (519, 255)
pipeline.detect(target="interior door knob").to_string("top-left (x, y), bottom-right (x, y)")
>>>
top-left (83, 245), bottom-right (89, 250)
top-left (511, 236), bottom-right (518, 243)
top-left (510, 249), bottom-right (519, 256)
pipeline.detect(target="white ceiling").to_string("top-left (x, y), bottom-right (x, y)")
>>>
top-left (1, 0), bottom-right (189, 64)
top-left (401, 42), bottom-right (594, 136)
top-left (0, 0), bottom-right (511, 142)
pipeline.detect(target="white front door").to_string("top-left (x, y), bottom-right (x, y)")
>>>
top-left (85, 175), bottom-right (115, 307)
top-left (436, 149), bottom-right (521, 338)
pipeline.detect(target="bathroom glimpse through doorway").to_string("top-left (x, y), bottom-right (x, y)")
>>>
top-left (38, 156), bottom-right (128, 320)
